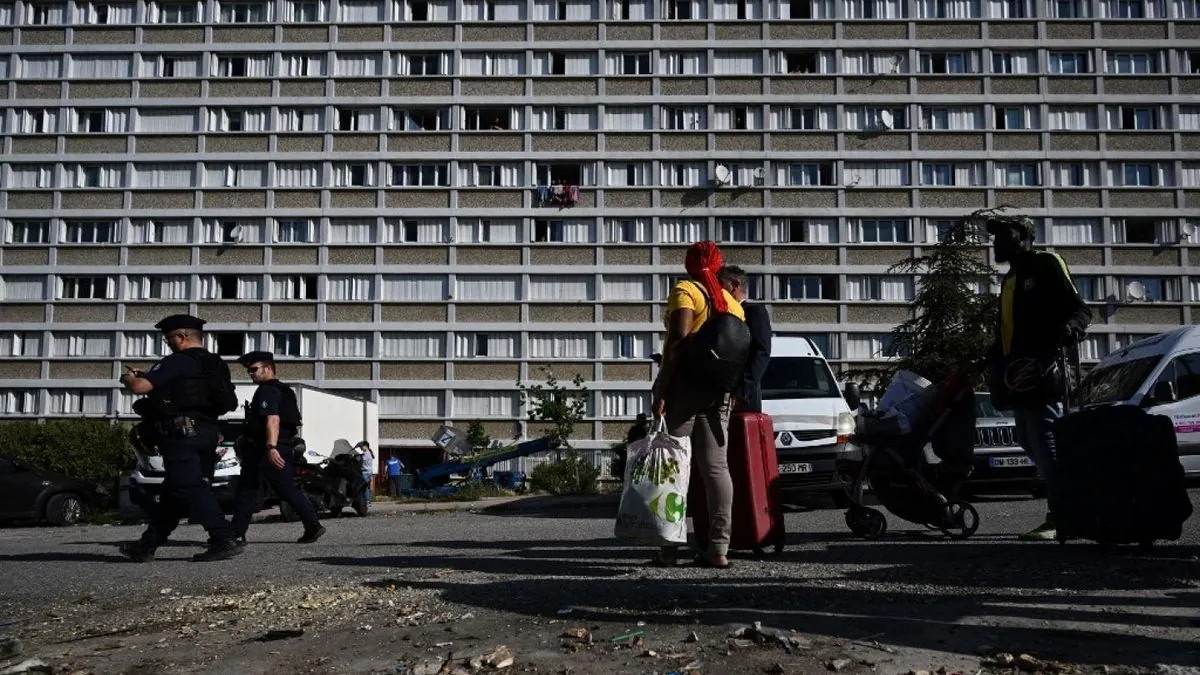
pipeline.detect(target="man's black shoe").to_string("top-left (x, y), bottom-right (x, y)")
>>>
top-left (192, 539), bottom-right (245, 562)
top-left (233, 536), bottom-right (247, 547)
top-left (118, 542), bottom-right (156, 563)
top-left (297, 525), bottom-right (326, 544)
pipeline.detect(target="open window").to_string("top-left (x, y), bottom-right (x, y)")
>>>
top-left (1122, 218), bottom-right (1157, 244)
top-left (464, 107), bottom-right (511, 130)
top-left (784, 51), bottom-right (818, 74)
top-left (214, 333), bottom-right (245, 356)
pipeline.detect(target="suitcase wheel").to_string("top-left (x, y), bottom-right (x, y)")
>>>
top-left (939, 500), bottom-right (980, 541)
top-left (846, 506), bottom-right (887, 540)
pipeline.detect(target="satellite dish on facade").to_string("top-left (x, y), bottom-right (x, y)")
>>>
top-left (752, 167), bottom-right (766, 184)
top-left (1126, 281), bottom-right (1147, 301)
top-left (714, 164), bottom-right (732, 186)
top-left (1180, 221), bottom-right (1196, 240)
top-left (227, 224), bottom-right (243, 243)
top-left (878, 110), bottom-right (894, 130)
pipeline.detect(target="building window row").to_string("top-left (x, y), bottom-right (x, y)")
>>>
top-left (5, 216), bottom-right (1198, 246)
top-left (5, 0), bottom-right (1198, 26)
top-left (9, 49), bottom-right (1200, 81)
top-left (7, 103), bottom-right (1200, 136)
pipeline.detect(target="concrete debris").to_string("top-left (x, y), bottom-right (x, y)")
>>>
top-left (826, 658), bottom-right (852, 672)
top-left (479, 645), bottom-right (515, 670)
top-left (729, 639), bottom-right (756, 649)
top-left (560, 628), bottom-right (589, 640)
top-left (1017, 654), bottom-right (1044, 672)
top-left (728, 622), bottom-right (812, 652)
top-left (410, 658), bottom-right (447, 675)
top-left (0, 659), bottom-right (52, 675)
top-left (684, 632), bottom-right (700, 644)
top-left (641, 650), bottom-right (658, 658)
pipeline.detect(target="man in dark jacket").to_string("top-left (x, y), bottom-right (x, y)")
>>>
top-left (718, 265), bottom-right (772, 413)
top-left (987, 217), bottom-right (1091, 541)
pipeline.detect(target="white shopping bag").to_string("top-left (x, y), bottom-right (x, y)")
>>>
top-left (614, 420), bottom-right (692, 545)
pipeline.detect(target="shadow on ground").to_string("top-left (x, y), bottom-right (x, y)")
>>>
top-left (304, 535), bottom-right (1200, 670)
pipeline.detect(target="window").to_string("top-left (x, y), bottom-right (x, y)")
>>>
top-left (136, 107), bottom-right (198, 132)
top-left (282, 53), bottom-right (325, 78)
top-left (994, 106), bottom-right (1039, 130)
top-left (328, 219), bottom-right (376, 244)
top-left (199, 274), bottom-right (260, 300)
top-left (920, 51), bottom-right (977, 74)
top-left (1049, 52), bottom-right (1090, 74)
top-left (1108, 52), bottom-right (1157, 74)
top-left (0, 391), bottom-right (37, 415)
top-left (855, 219), bottom-right (912, 243)
top-left (126, 275), bottom-right (190, 301)
top-left (78, 2), bottom-right (136, 23)
top-left (64, 221), bottom-right (116, 243)
top-left (460, 52), bottom-right (526, 77)
top-left (1112, 106), bottom-right (1158, 131)
top-left (845, 276), bottom-right (914, 301)
top-left (387, 219), bottom-right (446, 243)
top-left (1049, 0), bottom-right (1086, 16)
top-left (273, 333), bottom-right (314, 358)
top-left (214, 54), bottom-right (271, 78)
top-left (1122, 163), bottom-right (1155, 187)
top-left (1048, 106), bottom-right (1097, 131)
top-left (287, 0), bottom-right (324, 20)
top-left (846, 333), bottom-right (905, 360)
top-left (202, 219), bottom-right (262, 244)
top-left (662, 106), bottom-right (707, 131)
top-left (785, 163), bottom-right (836, 187)
top-left (391, 164), bottom-right (449, 187)
top-left (7, 165), bottom-right (55, 189)
top-left (205, 163), bottom-right (267, 188)
top-left (75, 109), bottom-right (127, 134)
top-left (25, 2), bottom-right (67, 24)
top-left (151, 1), bottom-right (200, 22)
top-left (276, 219), bottom-right (314, 243)
top-left (775, 218), bottom-right (837, 244)
top-left (842, 162), bottom-right (910, 186)
top-left (714, 106), bottom-right (761, 131)
top-left (132, 219), bottom-right (192, 244)
top-left (920, 106), bottom-right (983, 130)
top-left (533, 106), bottom-right (597, 131)
top-left (279, 108), bottom-right (324, 132)
top-left (997, 163), bottom-right (1041, 187)
top-left (1049, 218), bottom-right (1102, 244)
top-left (991, 51), bottom-right (1035, 75)
top-left (719, 219), bottom-right (760, 243)
top-left (272, 275), bottom-right (319, 301)
top-left (845, 106), bottom-right (908, 131)
top-left (781, 276), bottom-right (838, 300)
top-left (16, 109), bottom-right (58, 134)
top-left (843, 0), bottom-right (906, 16)
top-left (527, 333), bottom-right (593, 359)
top-left (218, 0), bottom-right (269, 22)
top-left (611, 52), bottom-right (652, 75)
top-left (327, 163), bottom-right (374, 188)
top-left (6, 221), bottom-right (51, 244)
top-left (394, 107), bottom-right (452, 131)
top-left (784, 106), bottom-right (833, 131)
top-left (208, 108), bottom-right (269, 133)
top-left (534, 220), bottom-right (595, 243)
top-left (401, 53), bottom-right (447, 76)
top-left (1153, 353), bottom-right (1200, 403)
top-left (1122, 277), bottom-right (1179, 302)
top-left (59, 276), bottom-right (114, 300)
top-left (0, 276), bottom-right (46, 301)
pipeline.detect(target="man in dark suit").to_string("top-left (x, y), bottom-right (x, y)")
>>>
top-left (718, 265), bottom-right (772, 413)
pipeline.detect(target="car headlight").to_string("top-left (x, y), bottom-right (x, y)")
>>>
top-left (836, 411), bottom-right (856, 444)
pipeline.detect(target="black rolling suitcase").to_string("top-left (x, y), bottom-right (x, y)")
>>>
top-left (1052, 405), bottom-right (1193, 547)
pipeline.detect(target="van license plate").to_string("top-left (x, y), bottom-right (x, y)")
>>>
top-left (989, 456), bottom-right (1033, 468)
top-left (779, 463), bottom-right (813, 474)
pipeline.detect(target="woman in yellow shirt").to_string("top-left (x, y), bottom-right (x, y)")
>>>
top-left (652, 241), bottom-right (744, 568)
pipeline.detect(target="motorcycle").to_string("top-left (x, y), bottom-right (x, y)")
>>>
top-left (279, 440), bottom-right (370, 520)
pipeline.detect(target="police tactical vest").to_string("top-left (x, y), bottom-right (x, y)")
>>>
top-left (138, 348), bottom-right (236, 421)
top-left (249, 380), bottom-right (303, 445)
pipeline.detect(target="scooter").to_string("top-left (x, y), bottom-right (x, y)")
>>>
top-left (280, 440), bottom-right (370, 520)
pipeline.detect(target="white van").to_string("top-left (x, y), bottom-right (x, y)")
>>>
top-left (760, 336), bottom-right (858, 503)
top-left (1074, 326), bottom-right (1200, 480)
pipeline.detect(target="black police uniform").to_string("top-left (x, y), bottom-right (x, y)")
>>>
top-left (230, 352), bottom-right (323, 543)
top-left (124, 315), bottom-right (240, 562)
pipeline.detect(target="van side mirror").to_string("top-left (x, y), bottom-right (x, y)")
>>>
top-left (843, 383), bottom-right (862, 411)
top-left (1147, 380), bottom-right (1177, 406)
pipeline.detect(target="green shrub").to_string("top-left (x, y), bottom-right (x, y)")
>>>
top-left (529, 450), bottom-right (601, 496)
top-left (0, 419), bottom-right (132, 498)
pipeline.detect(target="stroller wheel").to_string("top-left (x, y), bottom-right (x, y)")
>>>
top-left (940, 500), bottom-right (980, 540)
top-left (846, 507), bottom-right (887, 540)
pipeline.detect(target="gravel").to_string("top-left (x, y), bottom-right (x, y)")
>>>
top-left (1, 492), bottom-right (1197, 674)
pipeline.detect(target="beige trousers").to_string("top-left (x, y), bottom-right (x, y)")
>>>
top-left (663, 378), bottom-right (733, 556)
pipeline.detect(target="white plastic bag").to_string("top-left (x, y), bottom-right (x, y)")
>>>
top-left (614, 421), bottom-right (692, 545)
top-left (875, 370), bottom-right (937, 434)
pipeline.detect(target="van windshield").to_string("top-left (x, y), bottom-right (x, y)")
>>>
top-left (761, 357), bottom-right (842, 400)
top-left (1076, 355), bottom-right (1162, 406)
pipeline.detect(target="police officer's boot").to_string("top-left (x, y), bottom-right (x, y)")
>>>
top-left (118, 541), bottom-right (157, 563)
top-left (192, 538), bottom-right (245, 562)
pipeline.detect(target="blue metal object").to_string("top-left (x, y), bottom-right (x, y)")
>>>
top-left (411, 436), bottom-right (555, 490)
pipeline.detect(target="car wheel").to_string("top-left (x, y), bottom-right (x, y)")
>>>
top-left (46, 493), bottom-right (84, 526)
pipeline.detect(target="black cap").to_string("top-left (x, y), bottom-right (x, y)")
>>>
top-left (154, 314), bottom-right (206, 333)
top-left (984, 217), bottom-right (1035, 240)
top-left (237, 351), bottom-right (275, 367)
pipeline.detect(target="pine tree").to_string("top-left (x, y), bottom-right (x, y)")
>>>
top-left (850, 208), bottom-right (1007, 387)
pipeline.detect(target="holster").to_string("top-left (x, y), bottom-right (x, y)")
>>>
top-left (156, 416), bottom-right (200, 439)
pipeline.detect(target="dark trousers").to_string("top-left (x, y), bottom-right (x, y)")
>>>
top-left (231, 446), bottom-right (321, 537)
top-left (389, 475), bottom-right (402, 497)
top-left (140, 426), bottom-right (232, 547)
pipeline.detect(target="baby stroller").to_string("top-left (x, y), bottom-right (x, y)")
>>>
top-left (838, 363), bottom-right (982, 540)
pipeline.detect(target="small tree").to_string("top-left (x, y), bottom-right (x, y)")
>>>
top-left (848, 208), bottom-right (1002, 388)
top-left (516, 367), bottom-right (589, 449)
top-left (465, 419), bottom-right (492, 454)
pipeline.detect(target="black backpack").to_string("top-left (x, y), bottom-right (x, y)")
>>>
top-left (184, 349), bottom-right (239, 416)
top-left (679, 281), bottom-right (752, 393)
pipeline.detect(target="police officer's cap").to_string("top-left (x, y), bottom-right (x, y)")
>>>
top-left (154, 314), bottom-right (206, 333)
top-left (237, 351), bottom-right (276, 367)
top-left (984, 217), bottom-right (1035, 240)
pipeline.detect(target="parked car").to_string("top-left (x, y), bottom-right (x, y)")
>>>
top-left (0, 458), bottom-right (108, 526)
top-left (965, 393), bottom-right (1041, 493)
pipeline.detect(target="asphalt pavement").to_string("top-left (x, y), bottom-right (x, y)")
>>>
top-left (0, 492), bottom-right (1197, 674)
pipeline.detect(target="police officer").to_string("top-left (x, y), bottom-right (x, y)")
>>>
top-left (230, 351), bottom-right (325, 545)
top-left (118, 315), bottom-right (243, 562)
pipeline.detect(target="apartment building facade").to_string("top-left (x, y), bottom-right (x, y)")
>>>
top-left (0, 0), bottom-right (1198, 449)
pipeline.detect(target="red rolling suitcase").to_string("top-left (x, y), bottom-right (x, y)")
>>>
top-left (689, 412), bottom-right (786, 555)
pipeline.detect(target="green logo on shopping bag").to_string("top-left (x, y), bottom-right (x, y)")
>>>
top-left (648, 491), bottom-right (686, 524)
